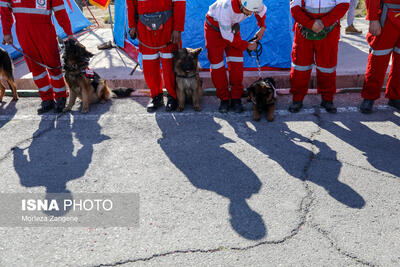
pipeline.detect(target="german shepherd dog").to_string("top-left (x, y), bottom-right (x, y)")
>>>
top-left (173, 47), bottom-right (203, 112)
top-left (62, 39), bottom-right (134, 113)
top-left (0, 47), bottom-right (18, 102)
top-left (247, 78), bottom-right (276, 122)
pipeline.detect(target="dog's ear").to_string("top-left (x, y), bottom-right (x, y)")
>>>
top-left (193, 48), bottom-right (203, 58)
top-left (173, 49), bottom-right (180, 58)
top-left (264, 77), bottom-right (276, 88)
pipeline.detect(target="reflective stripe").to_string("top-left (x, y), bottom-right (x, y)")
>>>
top-left (53, 86), bottom-right (66, 93)
top-left (52, 4), bottom-right (65, 12)
top-left (0, 2), bottom-right (11, 8)
top-left (33, 71), bottom-right (48, 81)
top-left (142, 53), bottom-right (159, 60)
top-left (305, 6), bottom-right (334, 14)
top-left (160, 52), bottom-right (173, 59)
top-left (12, 7), bottom-right (51, 15)
top-left (394, 47), bottom-right (400, 54)
top-left (226, 56), bottom-right (243, 63)
top-left (370, 48), bottom-right (393, 56)
top-left (39, 85), bottom-right (52, 92)
top-left (316, 65), bottom-right (336, 73)
top-left (210, 61), bottom-right (225, 69)
top-left (291, 62), bottom-right (313, 71)
top-left (50, 73), bottom-right (64, 80)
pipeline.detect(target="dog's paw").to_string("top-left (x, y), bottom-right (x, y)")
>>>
top-left (253, 115), bottom-right (261, 121)
top-left (63, 107), bottom-right (71, 113)
top-left (193, 106), bottom-right (201, 112)
top-left (267, 117), bottom-right (274, 122)
top-left (81, 108), bottom-right (89, 114)
top-left (12, 96), bottom-right (19, 101)
top-left (177, 106), bottom-right (184, 112)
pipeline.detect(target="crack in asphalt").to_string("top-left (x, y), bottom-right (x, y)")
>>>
top-left (92, 111), bottom-right (323, 267)
top-left (311, 223), bottom-right (377, 266)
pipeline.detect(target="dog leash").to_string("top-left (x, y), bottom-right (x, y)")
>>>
top-left (246, 36), bottom-right (263, 80)
top-left (10, 44), bottom-right (62, 70)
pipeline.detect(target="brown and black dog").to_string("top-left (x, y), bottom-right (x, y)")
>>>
top-left (62, 39), bottom-right (134, 113)
top-left (247, 78), bottom-right (276, 122)
top-left (0, 47), bottom-right (18, 102)
top-left (173, 47), bottom-right (203, 112)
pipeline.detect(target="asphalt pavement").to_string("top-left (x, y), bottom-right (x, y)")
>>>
top-left (0, 94), bottom-right (399, 266)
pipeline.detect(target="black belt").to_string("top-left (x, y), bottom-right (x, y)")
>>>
top-left (138, 9), bottom-right (173, 31)
top-left (205, 16), bottom-right (240, 35)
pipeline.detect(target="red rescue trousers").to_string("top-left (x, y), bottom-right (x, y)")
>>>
top-left (204, 22), bottom-right (244, 101)
top-left (140, 43), bottom-right (178, 99)
top-left (16, 22), bottom-right (67, 101)
top-left (362, 12), bottom-right (400, 100)
top-left (290, 25), bottom-right (340, 102)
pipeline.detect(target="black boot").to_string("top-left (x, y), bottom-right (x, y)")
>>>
top-left (360, 99), bottom-right (374, 114)
top-left (288, 101), bottom-right (303, 113)
top-left (231, 98), bottom-right (243, 113)
top-left (321, 100), bottom-right (337, 113)
top-left (165, 95), bottom-right (178, 112)
top-left (388, 99), bottom-right (400, 111)
top-left (37, 100), bottom-right (55, 115)
top-left (218, 100), bottom-right (229, 113)
top-left (54, 97), bottom-right (67, 113)
top-left (146, 94), bottom-right (164, 113)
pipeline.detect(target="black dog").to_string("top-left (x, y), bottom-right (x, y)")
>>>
top-left (0, 47), bottom-right (18, 102)
top-left (247, 78), bottom-right (276, 121)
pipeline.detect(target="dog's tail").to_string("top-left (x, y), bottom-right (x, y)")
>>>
top-left (111, 87), bottom-right (135, 98)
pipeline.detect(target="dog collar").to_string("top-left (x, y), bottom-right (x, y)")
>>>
top-left (176, 74), bottom-right (197, 79)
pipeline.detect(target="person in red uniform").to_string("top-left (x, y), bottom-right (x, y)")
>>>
top-left (205, 0), bottom-right (266, 113)
top-left (360, 0), bottom-right (400, 113)
top-left (126, 0), bottom-right (186, 112)
top-left (0, 0), bottom-right (74, 114)
top-left (289, 0), bottom-right (349, 113)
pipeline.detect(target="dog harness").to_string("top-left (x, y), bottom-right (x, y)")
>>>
top-left (82, 68), bottom-right (100, 92)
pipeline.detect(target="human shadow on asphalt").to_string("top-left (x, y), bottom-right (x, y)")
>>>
top-left (321, 113), bottom-right (400, 178)
top-left (229, 118), bottom-right (365, 209)
top-left (0, 99), bottom-right (17, 129)
top-left (155, 112), bottom-right (266, 240)
top-left (12, 103), bottom-right (111, 216)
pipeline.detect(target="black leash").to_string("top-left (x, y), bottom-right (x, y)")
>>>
top-left (246, 36), bottom-right (263, 79)
top-left (10, 44), bottom-right (62, 70)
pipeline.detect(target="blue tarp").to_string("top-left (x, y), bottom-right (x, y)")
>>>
top-left (114, 0), bottom-right (293, 69)
top-left (0, 0), bottom-right (91, 59)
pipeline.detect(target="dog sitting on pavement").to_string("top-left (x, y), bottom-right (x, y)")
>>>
top-left (173, 47), bottom-right (203, 112)
top-left (0, 47), bottom-right (18, 102)
top-left (62, 39), bottom-right (134, 113)
top-left (247, 78), bottom-right (276, 122)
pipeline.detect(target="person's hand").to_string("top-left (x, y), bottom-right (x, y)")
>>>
top-left (254, 27), bottom-right (265, 41)
top-left (2, 34), bottom-right (12, 45)
top-left (311, 19), bottom-right (324, 33)
top-left (67, 35), bottom-right (76, 41)
top-left (247, 42), bottom-right (258, 51)
top-left (172, 30), bottom-right (181, 46)
top-left (369, 20), bottom-right (381, 36)
top-left (129, 27), bottom-right (137, 39)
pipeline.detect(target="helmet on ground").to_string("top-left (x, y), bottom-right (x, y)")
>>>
top-left (240, 0), bottom-right (262, 12)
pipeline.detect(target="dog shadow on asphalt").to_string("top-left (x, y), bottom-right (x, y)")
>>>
top-left (12, 103), bottom-right (111, 216)
top-left (0, 99), bottom-right (17, 130)
top-left (156, 112), bottom-right (267, 241)
top-left (320, 112), bottom-right (400, 178)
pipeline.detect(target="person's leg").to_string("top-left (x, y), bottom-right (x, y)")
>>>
top-left (386, 34), bottom-right (400, 110)
top-left (225, 45), bottom-right (244, 113)
top-left (289, 26), bottom-right (314, 112)
top-left (160, 43), bottom-right (178, 111)
top-left (345, 0), bottom-right (362, 34)
top-left (315, 26), bottom-right (340, 113)
top-left (140, 45), bottom-right (164, 112)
